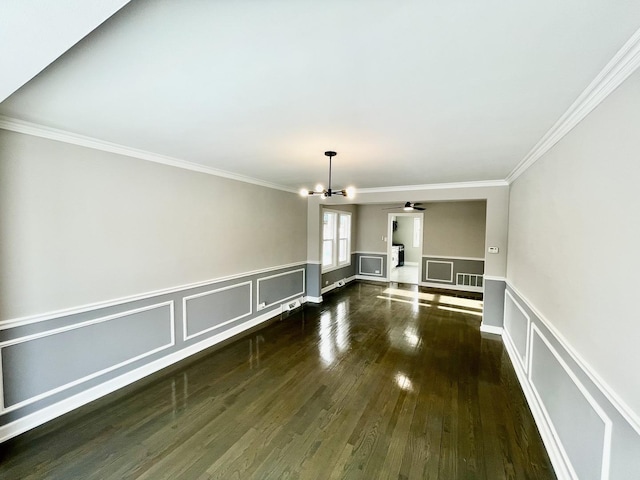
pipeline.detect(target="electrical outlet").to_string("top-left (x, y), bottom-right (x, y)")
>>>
top-left (325, 280), bottom-right (329, 285)
top-left (257, 301), bottom-right (266, 310)
top-left (375, 270), bottom-right (380, 274)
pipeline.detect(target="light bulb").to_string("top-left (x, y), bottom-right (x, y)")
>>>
top-left (315, 184), bottom-right (324, 193)
top-left (345, 186), bottom-right (356, 199)
top-left (299, 188), bottom-right (309, 197)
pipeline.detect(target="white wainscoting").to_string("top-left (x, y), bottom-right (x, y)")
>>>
top-left (425, 260), bottom-right (454, 282)
top-left (0, 301), bottom-right (175, 414)
top-left (528, 324), bottom-right (612, 480)
top-left (0, 261), bottom-right (308, 331)
top-left (500, 284), bottom-right (639, 480)
top-left (0, 262), bottom-right (310, 443)
top-left (182, 281), bottom-right (252, 341)
top-left (503, 289), bottom-right (530, 374)
top-left (358, 256), bottom-right (384, 277)
top-left (0, 305), bottom-right (287, 444)
top-left (256, 268), bottom-right (305, 308)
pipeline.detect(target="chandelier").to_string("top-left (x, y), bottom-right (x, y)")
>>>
top-left (300, 151), bottom-right (355, 199)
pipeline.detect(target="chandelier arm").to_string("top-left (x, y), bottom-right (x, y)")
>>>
top-left (301, 151), bottom-right (353, 199)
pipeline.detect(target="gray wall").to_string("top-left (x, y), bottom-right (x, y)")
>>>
top-left (422, 257), bottom-right (484, 287)
top-left (0, 263), bottom-right (306, 432)
top-left (356, 201), bottom-right (487, 293)
top-left (356, 200), bottom-right (488, 263)
top-left (321, 254), bottom-right (357, 289)
top-left (356, 253), bottom-right (387, 279)
top-left (503, 285), bottom-right (640, 480)
top-left (423, 200), bottom-right (486, 258)
top-left (482, 279), bottom-right (505, 328)
top-left (506, 68), bottom-right (640, 476)
top-left (0, 130), bottom-right (307, 320)
top-left (331, 183), bottom-right (507, 328)
top-left (0, 130), bottom-right (308, 439)
top-left (355, 204), bottom-right (389, 253)
top-left (344, 189), bottom-right (509, 278)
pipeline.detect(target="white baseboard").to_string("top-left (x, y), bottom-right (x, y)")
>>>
top-left (321, 275), bottom-right (357, 294)
top-left (505, 281), bottom-right (640, 436)
top-left (321, 284), bottom-right (337, 294)
top-left (480, 324), bottom-right (503, 335)
top-left (0, 307), bottom-right (284, 443)
top-left (304, 296), bottom-right (323, 303)
top-left (502, 332), bottom-right (572, 480)
top-left (419, 281), bottom-right (483, 293)
top-left (355, 275), bottom-right (388, 283)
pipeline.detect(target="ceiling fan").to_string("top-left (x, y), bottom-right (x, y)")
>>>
top-left (384, 202), bottom-right (425, 211)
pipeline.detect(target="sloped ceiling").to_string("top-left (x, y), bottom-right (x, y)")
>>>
top-left (1, 0), bottom-right (639, 190)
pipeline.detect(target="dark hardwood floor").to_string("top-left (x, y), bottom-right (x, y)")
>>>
top-left (0, 282), bottom-right (556, 479)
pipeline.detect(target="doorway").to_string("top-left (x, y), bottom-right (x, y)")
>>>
top-left (388, 213), bottom-right (423, 284)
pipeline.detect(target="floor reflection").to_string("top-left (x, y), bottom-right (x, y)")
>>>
top-left (248, 334), bottom-right (264, 369)
top-left (403, 327), bottom-right (420, 348)
top-left (0, 281), bottom-right (555, 480)
top-left (380, 287), bottom-right (483, 315)
top-left (319, 311), bottom-right (335, 366)
top-left (318, 299), bottom-right (351, 367)
top-left (394, 372), bottom-right (413, 391)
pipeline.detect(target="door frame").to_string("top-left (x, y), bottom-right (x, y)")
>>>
top-left (387, 212), bottom-right (424, 284)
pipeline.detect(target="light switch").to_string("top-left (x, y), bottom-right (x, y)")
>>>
top-left (488, 246), bottom-right (499, 254)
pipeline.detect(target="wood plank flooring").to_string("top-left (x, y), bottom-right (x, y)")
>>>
top-left (0, 282), bottom-right (556, 479)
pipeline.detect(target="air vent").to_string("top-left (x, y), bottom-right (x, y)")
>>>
top-left (456, 273), bottom-right (483, 287)
top-left (282, 298), bottom-right (302, 312)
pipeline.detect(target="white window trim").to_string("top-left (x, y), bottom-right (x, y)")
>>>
top-left (412, 216), bottom-right (421, 248)
top-left (322, 209), bottom-right (352, 273)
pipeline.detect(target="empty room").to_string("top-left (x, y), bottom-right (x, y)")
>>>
top-left (1, 1), bottom-right (639, 479)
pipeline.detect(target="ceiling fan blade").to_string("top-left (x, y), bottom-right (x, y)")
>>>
top-left (381, 203), bottom-right (426, 211)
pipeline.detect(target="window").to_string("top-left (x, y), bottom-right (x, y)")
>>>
top-left (322, 210), bottom-right (351, 271)
top-left (413, 217), bottom-right (421, 248)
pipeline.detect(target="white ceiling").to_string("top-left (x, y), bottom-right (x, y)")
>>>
top-left (0, 0), bottom-right (131, 102)
top-left (1, 0), bottom-right (639, 190)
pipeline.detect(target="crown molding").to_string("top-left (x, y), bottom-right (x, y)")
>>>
top-left (356, 179), bottom-right (509, 194)
top-left (0, 115), bottom-right (298, 194)
top-left (507, 27), bottom-right (640, 184)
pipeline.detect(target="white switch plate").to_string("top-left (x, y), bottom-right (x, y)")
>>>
top-left (488, 246), bottom-right (499, 254)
